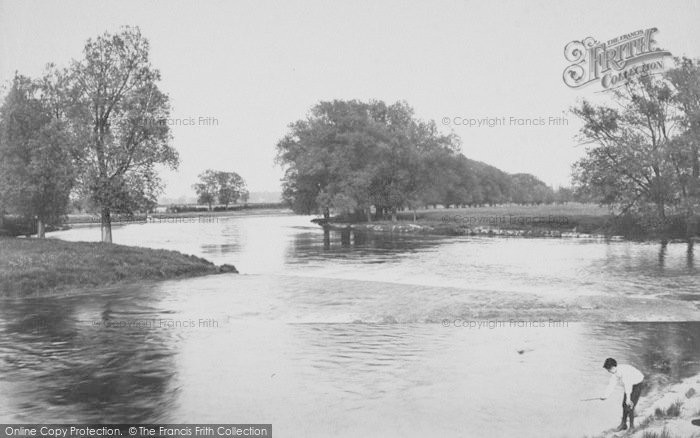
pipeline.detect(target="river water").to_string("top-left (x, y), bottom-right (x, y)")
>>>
top-left (1, 213), bottom-right (699, 437)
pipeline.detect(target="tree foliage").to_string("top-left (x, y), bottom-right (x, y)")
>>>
top-left (572, 58), bottom-right (700, 232)
top-left (276, 99), bottom-right (556, 220)
top-left (68, 26), bottom-right (179, 242)
top-left (0, 26), bottom-right (179, 242)
top-left (193, 169), bottom-right (247, 210)
top-left (0, 73), bottom-right (76, 237)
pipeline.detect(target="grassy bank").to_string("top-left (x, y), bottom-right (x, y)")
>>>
top-left (0, 237), bottom-right (237, 296)
top-left (592, 376), bottom-right (700, 438)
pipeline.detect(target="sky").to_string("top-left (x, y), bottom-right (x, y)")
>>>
top-left (1, 0), bottom-right (699, 200)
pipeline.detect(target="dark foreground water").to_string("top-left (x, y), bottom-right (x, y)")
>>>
top-left (1, 213), bottom-right (699, 437)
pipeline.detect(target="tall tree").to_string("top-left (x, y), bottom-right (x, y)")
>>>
top-left (666, 57), bottom-right (700, 233)
top-left (70, 26), bottom-right (178, 243)
top-left (0, 73), bottom-right (75, 237)
top-left (193, 170), bottom-right (247, 210)
top-left (277, 99), bottom-right (558, 220)
top-left (276, 99), bottom-right (460, 221)
top-left (511, 173), bottom-right (554, 205)
top-left (216, 171), bottom-right (247, 208)
top-left (572, 75), bottom-right (679, 219)
top-left (193, 170), bottom-right (218, 211)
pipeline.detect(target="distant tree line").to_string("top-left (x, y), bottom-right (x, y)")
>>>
top-left (276, 100), bottom-right (572, 222)
top-left (193, 169), bottom-right (249, 211)
top-left (572, 57), bottom-right (700, 236)
top-left (166, 202), bottom-right (283, 214)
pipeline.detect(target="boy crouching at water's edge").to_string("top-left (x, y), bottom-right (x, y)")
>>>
top-left (600, 358), bottom-right (645, 432)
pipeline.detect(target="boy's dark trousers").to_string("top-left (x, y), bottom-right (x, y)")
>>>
top-left (620, 381), bottom-right (644, 428)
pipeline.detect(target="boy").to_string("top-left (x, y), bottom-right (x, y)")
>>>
top-left (600, 358), bottom-right (645, 432)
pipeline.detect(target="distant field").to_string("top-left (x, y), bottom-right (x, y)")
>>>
top-left (408, 203), bottom-right (614, 234)
top-left (347, 203), bottom-right (699, 238)
top-left (318, 203), bottom-right (617, 235)
top-left (410, 203), bottom-right (611, 220)
top-left (387, 203), bottom-right (611, 230)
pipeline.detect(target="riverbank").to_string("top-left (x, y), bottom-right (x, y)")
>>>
top-left (591, 375), bottom-right (700, 438)
top-left (322, 220), bottom-right (611, 239)
top-left (0, 237), bottom-right (237, 296)
top-left (319, 204), bottom-right (700, 241)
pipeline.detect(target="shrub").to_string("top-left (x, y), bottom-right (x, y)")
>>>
top-left (665, 400), bottom-right (683, 417)
top-left (641, 429), bottom-right (673, 438)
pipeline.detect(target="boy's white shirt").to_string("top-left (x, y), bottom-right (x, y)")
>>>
top-left (603, 364), bottom-right (644, 398)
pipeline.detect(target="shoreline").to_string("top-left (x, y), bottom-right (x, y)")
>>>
top-left (592, 375), bottom-right (700, 438)
top-left (319, 220), bottom-right (700, 243)
top-left (6, 204), bottom-right (697, 241)
top-left (310, 203), bottom-right (700, 241)
top-left (326, 220), bottom-right (700, 243)
top-left (321, 220), bottom-right (612, 239)
top-left (0, 237), bottom-right (237, 297)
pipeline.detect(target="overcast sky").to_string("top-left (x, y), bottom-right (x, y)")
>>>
top-left (1, 0), bottom-right (699, 199)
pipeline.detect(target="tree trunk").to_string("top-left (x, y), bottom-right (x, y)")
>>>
top-left (366, 208), bottom-right (372, 223)
top-left (36, 219), bottom-right (45, 238)
top-left (101, 207), bottom-right (113, 243)
top-left (323, 227), bottom-right (330, 250)
top-left (657, 200), bottom-right (666, 220)
top-left (413, 209), bottom-right (417, 222)
top-left (686, 213), bottom-right (694, 240)
top-left (653, 166), bottom-right (666, 220)
top-left (391, 207), bottom-right (397, 222)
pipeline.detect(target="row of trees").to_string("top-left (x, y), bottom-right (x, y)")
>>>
top-left (0, 26), bottom-right (178, 242)
top-left (275, 100), bottom-right (570, 221)
top-left (193, 169), bottom-right (249, 210)
top-left (572, 57), bottom-right (700, 235)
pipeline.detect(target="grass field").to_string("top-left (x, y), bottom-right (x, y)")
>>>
top-left (409, 203), bottom-right (611, 219)
top-left (324, 203), bottom-right (615, 235)
top-left (0, 238), bottom-right (237, 296)
top-left (326, 203), bottom-right (699, 239)
top-left (405, 203), bottom-right (612, 233)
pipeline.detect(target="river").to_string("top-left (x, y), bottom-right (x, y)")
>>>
top-left (1, 212), bottom-right (699, 437)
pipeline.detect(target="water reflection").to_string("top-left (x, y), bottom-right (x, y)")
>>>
top-left (0, 288), bottom-right (179, 422)
top-left (274, 321), bottom-right (700, 438)
top-left (281, 227), bottom-right (700, 300)
top-left (288, 228), bottom-right (446, 264)
top-left (687, 240), bottom-right (695, 270)
top-left (2, 214), bottom-right (695, 436)
top-left (658, 240), bottom-right (668, 269)
top-left (0, 279), bottom-right (699, 436)
top-left (589, 323), bottom-right (700, 384)
top-left (48, 216), bottom-right (699, 300)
